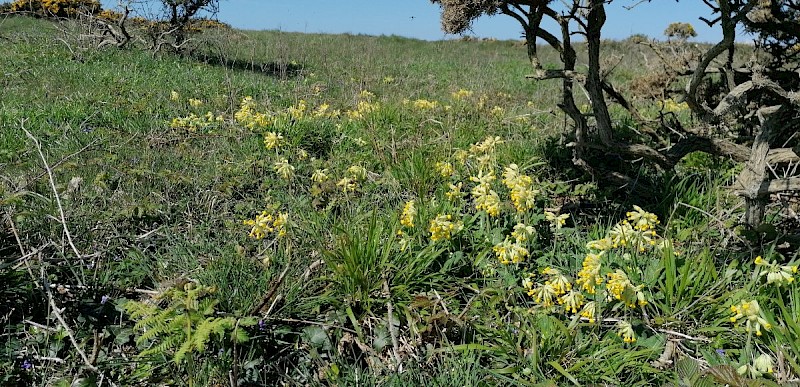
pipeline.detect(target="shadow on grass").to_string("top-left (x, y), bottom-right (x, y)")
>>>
top-left (189, 50), bottom-right (305, 78)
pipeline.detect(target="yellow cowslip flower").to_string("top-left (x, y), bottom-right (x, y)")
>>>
top-left (559, 290), bottom-right (585, 314)
top-left (453, 149), bottom-right (470, 166)
top-left (586, 237), bottom-right (613, 251)
top-left (336, 176), bottom-right (357, 193)
top-left (529, 283), bottom-right (557, 307)
top-left (545, 270), bottom-right (572, 296)
top-left (359, 90), bottom-right (375, 99)
top-left (544, 211), bottom-right (569, 230)
top-left (754, 353), bottom-right (774, 375)
top-left (264, 132), bottom-right (284, 150)
top-left (451, 88), bottom-right (473, 100)
top-left (412, 99), bottom-right (438, 110)
top-left (755, 256), bottom-right (797, 286)
top-left (626, 205), bottom-right (659, 231)
top-left (188, 98), bottom-right (203, 107)
top-left (510, 184), bottom-right (538, 213)
top-left (580, 301), bottom-right (597, 323)
top-left (382, 76), bottom-right (395, 84)
top-left (730, 300), bottom-right (772, 336)
top-left (493, 237), bottom-right (528, 264)
top-left (606, 269), bottom-right (647, 308)
top-left (445, 182), bottom-right (464, 202)
top-left (490, 106), bottom-right (504, 117)
top-left (313, 103), bottom-right (330, 117)
top-left (347, 165), bottom-right (368, 181)
top-left (352, 137), bottom-right (368, 147)
top-left (243, 211), bottom-right (288, 239)
top-left (274, 159), bottom-right (295, 180)
top-left (396, 229), bottom-right (411, 251)
top-left (311, 168), bottom-right (329, 183)
top-left (617, 320), bottom-right (636, 343)
top-left (400, 200), bottom-right (417, 228)
top-left (608, 222), bottom-right (634, 248)
top-left (576, 252), bottom-right (603, 294)
top-left (435, 161), bottom-right (455, 178)
top-left (287, 100), bottom-right (307, 120)
top-left (469, 136), bottom-right (504, 155)
top-left (501, 164), bottom-right (521, 186)
top-left (511, 223), bottom-right (535, 243)
top-left (472, 185), bottom-right (501, 217)
top-left (428, 214), bottom-right (463, 242)
top-left (475, 154), bottom-right (494, 171)
top-left (469, 170), bottom-right (496, 186)
top-left (170, 90), bottom-right (180, 101)
top-left (296, 149), bottom-right (309, 161)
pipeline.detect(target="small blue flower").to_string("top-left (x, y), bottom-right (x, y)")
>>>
top-left (716, 349), bottom-right (726, 357)
top-left (258, 319), bottom-right (266, 331)
top-left (101, 295), bottom-right (110, 305)
top-left (21, 360), bottom-right (32, 370)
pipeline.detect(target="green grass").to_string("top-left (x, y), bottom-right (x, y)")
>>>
top-left (1, 15), bottom-right (798, 387)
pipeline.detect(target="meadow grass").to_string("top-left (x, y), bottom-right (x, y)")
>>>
top-left (1, 15), bottom-right (798, 386)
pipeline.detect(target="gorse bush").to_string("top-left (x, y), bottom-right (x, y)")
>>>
top-left (9, 0), bottom-right (100, 17)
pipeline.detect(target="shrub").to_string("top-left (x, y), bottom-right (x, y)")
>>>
top-left (9, 0), bottom-right (100, 18)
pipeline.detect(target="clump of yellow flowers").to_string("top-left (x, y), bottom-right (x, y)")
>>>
top-left (400, 200), bottom-right (417, 228)
top-left (730, 300), bottom-right (772, 336)
top-left (244, 210), bottom-right (288, 239)
top-left (755, 255), bottom-right (797, 286)
top-left (428, 214), bottom-right (463, 242)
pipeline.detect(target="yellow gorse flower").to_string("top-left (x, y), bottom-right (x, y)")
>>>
top-left (400, 200), bottom-right (417, 228)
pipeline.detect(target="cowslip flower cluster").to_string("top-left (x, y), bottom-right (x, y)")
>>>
top-left (234, 96), bottom-right (272, 130)
top-left (755, 255), bottom-right (797, 286)
top-left (502, 164), bottom-right (539, 213)
top-left (428, 214), bottom-right (463, 242)
top-left (273, 159), bottom-right (295, 180)
top-left (575, 252), bottom-right (604, 294)
top-left (617, 320), bottom-right (636, 343)
top-left (738, 353), bottom-right (774, 378)
top-left (264, 131), bottom-right (285, 150)
top-left (470, 171), bottom-right (501, 217)
top-left (435, 162), bottom-right (455, 178)
top-left (451, 88), bottom-right (473, 100)
top-left (244, 210), bottom-right (288, 239)
top-left (606, 269), bottom-right (648, 308)
top-left (544, 211), bottom-right (569, 231)
top-left (493, 237), bottom-right (529, 264)
top-left (730, 300), bottom-right (772, 336)
top-left (170, 111), bottom-right (224, 132)
top-left (410, 99), bottom-right (438, 110)
top-left (445, 182), bottom-right (464, 202)
top-left (400, 200), bottom-right (417, 228)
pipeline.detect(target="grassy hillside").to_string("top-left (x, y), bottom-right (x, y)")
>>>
top-left (1, 15), bottom-right (798, 387)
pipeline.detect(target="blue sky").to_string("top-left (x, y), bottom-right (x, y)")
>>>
top-left (105, 1), bottom-right (744, 43)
